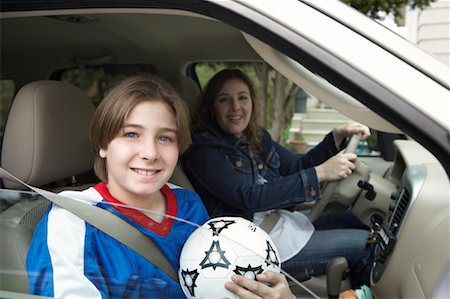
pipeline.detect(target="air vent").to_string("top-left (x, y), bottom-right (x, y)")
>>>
top-left (389, 187), bottom-right (411, 234)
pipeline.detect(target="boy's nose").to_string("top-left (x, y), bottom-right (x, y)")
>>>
top-left (139, 139), bottom-right (159, 161)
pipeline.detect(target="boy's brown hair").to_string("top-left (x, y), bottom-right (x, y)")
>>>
top-left (90, 75), bottom-right (191, 183)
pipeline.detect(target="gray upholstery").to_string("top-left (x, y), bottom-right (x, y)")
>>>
top-left (1, 80), bottom-right (95, 189)
top-left (0, 81), bottom-right (95, 293)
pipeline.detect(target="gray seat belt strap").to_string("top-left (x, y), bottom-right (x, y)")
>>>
top-left (0, 167), bottom-right (178, 281)
top-left (259, 210), bottom-right (281, 233)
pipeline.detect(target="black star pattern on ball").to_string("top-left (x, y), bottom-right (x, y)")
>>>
top-left (200, 240), bottom-right (231, 270)
top-left (180, 269), bottom-right (200, 297)
top-left (265, 240), bottom-right (280, 267)
top-left (207, 219), bottom-right (236, 236)
top-left (233, 264), bottom-right (263, 278)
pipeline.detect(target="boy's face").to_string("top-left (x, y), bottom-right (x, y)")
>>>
top-left (99, 100), bottom-right (179, 205)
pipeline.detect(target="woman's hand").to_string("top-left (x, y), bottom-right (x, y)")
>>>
top-left (334, 122), bottom-right (370, 145)
top-left (315, 150), bottom-right (357, 183)
top-left (223, 271), bottom-right (295, 299)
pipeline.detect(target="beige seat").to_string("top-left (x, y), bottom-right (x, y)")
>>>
top-left (168, 75), bottom-right (202, 192)
top-left (169, 75), bottom-right (202, 112)
top-left (1, 80), bottom-right (95, 190)
top-left (0, 80), bottom-right (95, 293)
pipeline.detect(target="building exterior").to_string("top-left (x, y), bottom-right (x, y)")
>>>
top-left (406, 0), bottom-right (450, 65)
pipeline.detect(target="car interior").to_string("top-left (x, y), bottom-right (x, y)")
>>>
top-left (0, 2), bottom-right (449, 299)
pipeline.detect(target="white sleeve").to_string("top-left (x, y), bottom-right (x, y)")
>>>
top-left (47, 190), bottom-right (102, 298)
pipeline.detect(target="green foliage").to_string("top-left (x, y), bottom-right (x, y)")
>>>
top-left (61, 65), bottom-right (158, 106)
top-left (196, 62), bottom-right (260, 89)
top-left (342, 0), bottom-right (436, 19)
top-left (294, 131), bottom-right (305, 141)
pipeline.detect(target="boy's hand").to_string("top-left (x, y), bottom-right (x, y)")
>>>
top-left (223, 271), bottom-right (295, 299)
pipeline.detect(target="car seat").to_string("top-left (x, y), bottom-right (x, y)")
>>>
top-left (0, 80), bottom-right (96, 293)
top-left (169, 74), bottom-right (202, 112)
top-left (1, 80), bottom-right (95, 190)
top-left (168, 75), bottom-right (202, 192)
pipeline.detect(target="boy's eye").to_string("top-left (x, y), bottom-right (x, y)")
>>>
top-left (125, 132), bottom-right (138, 139)
top-left (159, 135), bottom-right (175, 143)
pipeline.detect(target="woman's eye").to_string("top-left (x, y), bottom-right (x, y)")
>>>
top-left (217, 97), bottom-right (227, 103)
top-left (239, 95), bottom-right (249, 101)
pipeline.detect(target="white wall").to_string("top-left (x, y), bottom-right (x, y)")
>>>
top-left (406, 0), bottom-right (450, 65)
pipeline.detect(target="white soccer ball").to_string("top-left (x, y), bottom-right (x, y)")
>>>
top-left (178, 216), bottom-right (281, 299)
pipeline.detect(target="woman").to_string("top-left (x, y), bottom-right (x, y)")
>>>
top-left (182, 69), bottom-right (373, 288)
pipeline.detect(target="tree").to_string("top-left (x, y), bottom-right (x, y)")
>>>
top-left (342, 0), bottom-right (436, 20)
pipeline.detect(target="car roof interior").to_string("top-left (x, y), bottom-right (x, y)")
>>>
top-left (1, 11), bottom-right (258, 84)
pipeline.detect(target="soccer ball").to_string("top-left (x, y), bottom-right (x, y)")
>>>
top-left (178, 216), bottom-right (281, 299)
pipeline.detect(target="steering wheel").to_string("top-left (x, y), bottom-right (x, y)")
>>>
top-left (308, 135), bottom-right (371, 222)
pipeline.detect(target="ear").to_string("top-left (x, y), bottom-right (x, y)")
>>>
top-left (99, 148), bottom-right (107, 158)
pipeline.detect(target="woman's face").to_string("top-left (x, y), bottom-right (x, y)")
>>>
top-left (212, 78), bottom-right (253, 137)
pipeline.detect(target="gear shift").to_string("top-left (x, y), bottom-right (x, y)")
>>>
top-left (327, 257), bottom-right (349, 299)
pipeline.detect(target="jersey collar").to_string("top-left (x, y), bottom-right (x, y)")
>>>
top-left (93, 182), bottom-right (177, 236)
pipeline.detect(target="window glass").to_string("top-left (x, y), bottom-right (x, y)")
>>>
top-left (59, 64), bottom-right (159, 106)
top-left (0, 80), bottom-right (15, 138)
top-left (194, 62), bottom-right (381, 157)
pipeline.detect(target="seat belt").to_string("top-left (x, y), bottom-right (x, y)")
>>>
top-left (0, 167), bottom-right (178, 281)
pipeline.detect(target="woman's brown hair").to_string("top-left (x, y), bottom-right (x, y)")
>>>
top-left (192, 69), bottom-right (261, 152)
top-left (90, 75), bottom-right (191, 183)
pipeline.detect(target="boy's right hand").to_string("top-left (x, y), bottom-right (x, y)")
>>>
top-left (223, 271), bottom-right (295, 299)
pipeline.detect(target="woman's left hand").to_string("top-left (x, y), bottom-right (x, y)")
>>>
top-left (334, 122), bottom-right (370, 145)
top-left (223, 271), bottom-right (295, 299)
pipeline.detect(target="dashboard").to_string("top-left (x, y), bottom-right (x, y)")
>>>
top-left (370, 140), bottom-right (449, 298)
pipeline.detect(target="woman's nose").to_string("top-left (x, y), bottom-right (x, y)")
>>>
top-left (230, 98), bottom-right (240, 110)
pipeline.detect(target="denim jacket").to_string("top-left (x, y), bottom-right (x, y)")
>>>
top-left (182, 123), bottom-right (343, 220)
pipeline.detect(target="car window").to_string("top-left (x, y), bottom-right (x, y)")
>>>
top-left (194, 62), bottom-right (380, 157)
top-left (57, 64), bottom-right (159, 106)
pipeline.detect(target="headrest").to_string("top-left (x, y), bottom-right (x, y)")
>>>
top-left (1, 80), bottom-right (95, 189)
top-left (169, 75), bottom-right (202, 110)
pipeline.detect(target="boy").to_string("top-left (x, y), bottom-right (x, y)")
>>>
top-left (26, 76), bottom-right (209, 298)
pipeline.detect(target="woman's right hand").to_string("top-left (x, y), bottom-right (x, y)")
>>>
top-left (314, 150), bottom-right (357, 183)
